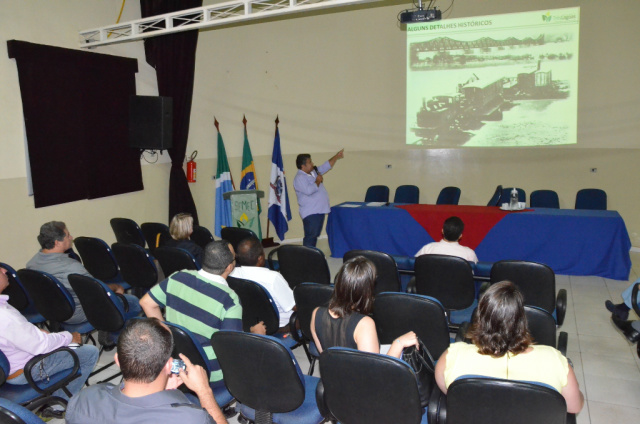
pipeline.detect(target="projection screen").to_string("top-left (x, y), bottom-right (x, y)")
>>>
top-left (406, 7), bottom-right (580, 147)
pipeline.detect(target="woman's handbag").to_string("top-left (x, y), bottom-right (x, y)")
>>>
top-left (402, 337), bottom-right (436, 407)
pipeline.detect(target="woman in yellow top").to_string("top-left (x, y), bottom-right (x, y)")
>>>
top-left (434, 281), bottom-right (584, 414)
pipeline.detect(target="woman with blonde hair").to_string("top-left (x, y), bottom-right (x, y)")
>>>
top-left (165, 213), bottom-right (203, 266)
top-left (434, 281), bottom-right (584, 413)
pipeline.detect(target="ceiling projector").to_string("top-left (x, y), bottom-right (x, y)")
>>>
top-left (400, 9), bottom-right (442, 24)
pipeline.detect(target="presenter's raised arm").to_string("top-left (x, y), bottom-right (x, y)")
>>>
top-left (328, 149), bottom-right (344, 168)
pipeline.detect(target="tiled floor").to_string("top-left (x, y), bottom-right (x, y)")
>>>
top-left (52, 240), bottom-right (640, 423)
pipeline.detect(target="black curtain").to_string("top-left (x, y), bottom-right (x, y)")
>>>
top-left (141, 0), bottom-right (202, 225)
top-left (7, 40), bottom-right (143, 208)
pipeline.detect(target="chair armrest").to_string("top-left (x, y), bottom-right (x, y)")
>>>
top-left (315, 379), bottom-right (336, 422)
top-left (556, 289), bottom-right (567, 327)
top-left (24, 347), bottom-right (80, 394)
top-left (267, 248), bottom-right (278, 271)
top-left (632, 282), bottom-right (640, 318)
top-left (427, 383), bottom-right (445, 424)
top-left (288, 311), bottom-right (303, 343)
top-left (455, 322), bottom-right (472, 343)
top-left (116, 293), bottom-right (130, 312)
top-left (557, 331), bottom-right (568, 357)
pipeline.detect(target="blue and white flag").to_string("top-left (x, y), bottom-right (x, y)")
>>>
top-left (268, 119), bottom-right (291, 241)
top-left (214, 121), bottom-right (235, 237)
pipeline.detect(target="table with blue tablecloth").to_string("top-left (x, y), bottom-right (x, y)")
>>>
top-left (326, 202), bottom-right (631, 280)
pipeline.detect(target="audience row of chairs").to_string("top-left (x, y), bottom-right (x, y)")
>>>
top-left (365, 184), bottom-right (607, 210)
top-left (208, 284), bottom-right (571, 424)
top-left (365, 185), bottom-right (461, 205)
top-left (487, 186), bottom-right (607, 210)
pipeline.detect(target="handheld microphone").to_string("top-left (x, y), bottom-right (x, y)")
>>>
top-left (313, 166), bottom-right (319, 175)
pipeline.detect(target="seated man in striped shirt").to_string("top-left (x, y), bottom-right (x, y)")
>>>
top-left (140, 240), bottom-right (266, 389)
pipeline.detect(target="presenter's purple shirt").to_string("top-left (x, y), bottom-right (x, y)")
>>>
top-left (293, 161), bottom-right (332, 219)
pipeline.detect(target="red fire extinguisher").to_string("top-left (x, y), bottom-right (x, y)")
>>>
top-left (187, 151), bottom-right (197, 183)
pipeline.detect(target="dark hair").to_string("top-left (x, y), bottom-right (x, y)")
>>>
top-left (328, 256), bottom-right (376, 317)
top-left (442, 216), bottom-right (464, 242)
top-left (467, 281), bottom-right (533, 357)
top-left (201, 240), bottom-right (234, 274)
top-left (37, 221), bottom-right (67, 249)
top-left (117, 318), bottom-right (174, 383)
top-left (236, 236), bottom-right (263, 266)
top-left (296, 154), bottom-right (311, 170)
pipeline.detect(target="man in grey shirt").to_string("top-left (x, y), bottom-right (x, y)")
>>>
top-left (66, 318), bottom-right (226, 424)
top-left (26, 221), bottom-right (140, 332)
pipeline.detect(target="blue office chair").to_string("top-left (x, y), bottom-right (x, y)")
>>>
top-left (140, 222), bottom-right (171, 253)
top-left (442, 376), bottom-right (576, 424)
top-left (191, 225), bottom-right (215, 249)
top-left (414, 254), bottom-right (477, 331)
top-left (163, 322), bottom-right (236, 415)
top-left (0, 263), bottom-right (46, 326)
top-left (393, 185), bottom-right (420, 204)
top-left (226, 276), bottom-right (299, 350)
top-left (364, 185), bottom-right (390, 203)
top-left (436, 186), bottom-right (461, 205)
top-left (110, 218), bottom-right (146, 248)
top-left (0, 398), bottom-right (47, 424)
top-left (501, 187), bottom-right (526, 204)
top-left (111, 242), bottom-right (159, 298)
top-left (73, 236), bottom-right (130, 290)
top-left (575, 188), bottom-right (606, 210)
top-left (0, 347), bottom-right (80, 412)
top-left (487, 185), bottom-right (503, 206)
top-left (16, 269), bottom-right (95, 343)
top-left (211, 331), bottom-right (323, 424)
top-left (153, 246), bottom-right (200, 278)
top-left (530, 190), bottom-right (560, 209)
top-left (318, 348), bottom-right (430, 424)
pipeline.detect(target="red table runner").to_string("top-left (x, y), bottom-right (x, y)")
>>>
top-left (395, 204), bottom-right (519, 250)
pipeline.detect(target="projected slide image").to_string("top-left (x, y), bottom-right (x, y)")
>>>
top-left (406, 8), bottom-right (579, 147)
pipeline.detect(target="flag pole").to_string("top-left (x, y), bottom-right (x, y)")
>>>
top-left (262, 115), bottom-right (280, 248)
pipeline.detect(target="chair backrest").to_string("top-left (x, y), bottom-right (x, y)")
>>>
top-left (436, 186), bottom-right (461, 205)
top-left (293, 283), bottom-right (335, 341)
top-left (364, 185), bottom-right (390, 203)
top-left (373, 292), bottom-right (450, 359)
top-left (501, 187), bottom-right (526, 203)
top-left (16, 269), bottom-right (75, 323)
top-left (73, 236), bottom-right (120, 282)
top-left (446, 377), bottom-right (568, 424)
top-left (140, 222), bottom-right (171, 252)
top-left (110, 218), bottom-right (146, 247)
top-left (575, 188), bottom-right (606, 210)
top-left (226, 276), bottom-right (280, 334)
top-left (111, 242), bottom-right (159, 289)
top-left (414, 254), bottom-right (476, 311)
top-left (154, 246), bottom-right (199, 278)
top-left (524, 305), bottom-right (557, 349)
top-left (165, 322), bottom-right (210, 372)
top-left (393, 185), bottom-right (420, 204)
top-left (490, 260), bottom-right (556, 314)
top-left (0, 349), bottom-right (8, 385)
top-left (67, 274), bottom-right (126, 333)
top-left (343, 250), bottom-right (401, 294)
top-left (319, 348), bottom-right (424, 424)
top-left (220, 227), bottom-right (257, 253)
top-left (0, 262), bottom-right (30, 311)
top-left (191, 225), bottom-right (215, 249)
top-left (530, 190), bottom-right (560, 209)
top-left (0, 398), bottom-right (46, 424)
top-left (487, 185), bottom-right (503, 206)
top-left (273, 245), bottom-right (331, 289)
top-left (210, 331), bottom-right (305, 413)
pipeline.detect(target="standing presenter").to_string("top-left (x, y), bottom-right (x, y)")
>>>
top-left (293, 149), bottom-right (344, 247)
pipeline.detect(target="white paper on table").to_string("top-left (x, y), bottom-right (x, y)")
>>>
top-left (366, 202), bottom-right (387, 207)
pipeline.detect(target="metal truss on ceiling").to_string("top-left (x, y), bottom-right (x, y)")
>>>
top-left (79, 0), bottom-right (379, 48)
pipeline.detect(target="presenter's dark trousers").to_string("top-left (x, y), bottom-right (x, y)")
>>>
top-left (303, 213), bottom-right (325, 247)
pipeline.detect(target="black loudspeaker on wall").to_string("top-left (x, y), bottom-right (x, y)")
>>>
top-left (129, 96), bottom-right (173, 150)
